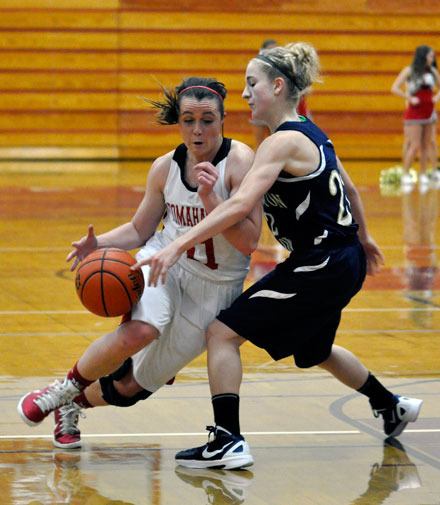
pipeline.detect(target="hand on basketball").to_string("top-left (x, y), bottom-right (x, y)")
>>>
top-left (132, 242), bottom-right (182, 286)
top-left (67, 224), bottom-right (98, 271)
top-left (195, 162), bottom-right (218, 197)
top-left (361, 236), bottom-right (384, 276)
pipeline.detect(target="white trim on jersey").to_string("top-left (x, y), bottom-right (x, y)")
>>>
top-left (277, 144), bottom-right (327, 183)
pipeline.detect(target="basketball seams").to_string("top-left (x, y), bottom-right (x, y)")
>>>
top-left (104, 271), bottom-right (133, 311)
top-left (79, 271), bottom-right (133, 315)
top-left (101, 248), bottom-right (109, 317)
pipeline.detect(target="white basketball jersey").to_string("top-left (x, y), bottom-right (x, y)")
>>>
top-left (159, 138), bottom-right (250, 282)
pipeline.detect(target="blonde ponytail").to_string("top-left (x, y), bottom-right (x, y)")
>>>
top-left (284, 42), bottom-right (320, 91)
top-left (254, 42), bottom-right (320, 103)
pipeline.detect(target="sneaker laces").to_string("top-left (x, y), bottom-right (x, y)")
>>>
top-left (57, 404), bottom-right (85, 435)
top-left (206, 425), bottom-right (217, 442)
top-left (34, 380), bottom-right (79, 413)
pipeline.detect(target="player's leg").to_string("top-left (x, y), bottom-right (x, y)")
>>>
top-left (318, 345), bottom-right (422, 437)
top-left (17, 319), bottom-right (159, 427)
top-left (53, 269), bottom-right (231, 449)
top-left (175, 319), bottom-right (253, 470)
top-left (18, 259), bottom-right (176, 427)
top-left (316, 245), bottom-right (423, 438)
top-left (208, 319), bottom-right (243, 396)
top-left (175, 261), bottom-right (312, 470)
top-left (318, 345), bottom-right (368, 389)
top-left (75, 320), bottom-right (159, 381)
top-left (53, 359), bottom-right (151, 449)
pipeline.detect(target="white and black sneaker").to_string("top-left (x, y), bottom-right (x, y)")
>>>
top-left (175, 426), bottom-right (254, 470)
top-left (175, 466), bottom-right (254, 504)
top-left (372, 395), bottom-right (423, 438)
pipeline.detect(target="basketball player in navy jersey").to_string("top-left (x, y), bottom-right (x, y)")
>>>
top-left (16, 77), bottom-right (262, 449)
top-left (135, 42), bottom-right (423, 470)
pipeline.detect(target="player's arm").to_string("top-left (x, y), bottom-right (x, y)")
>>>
top-left (67, 156), bottom-right (168, 270)
top-left (198, 142), bottom-right (262, 256)
top-left (337, 157), bottom-right (384, 275)
top-left (134, 134), bottom-right (290, 285)
top-left (98, 156), bottom-right (167, 248)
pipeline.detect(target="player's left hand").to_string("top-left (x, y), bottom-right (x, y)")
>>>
top-left (361, 236), bottom-right (384, 276)
top-left (131, 242), bottom-right (182, 286)
top-left (194, 161), bottom-right (218, 197)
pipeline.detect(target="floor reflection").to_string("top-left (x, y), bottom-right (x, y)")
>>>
top-left (0, 434), bottom-right (434, 504)
top-left (2, 442), bottom-right (161, 505)
top-left (401, 187), bottom-right (439, 326)
top-left (351, 438), bottom-right (421, 505)
top-left (175, 467), bottom-right (254, 505)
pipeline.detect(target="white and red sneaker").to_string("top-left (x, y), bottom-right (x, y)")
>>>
top-left (17, 379), bottom-right (81, 427)
top-left (54, 403), bottom-right (83, 449)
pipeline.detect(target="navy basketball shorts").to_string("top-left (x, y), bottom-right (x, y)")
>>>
top-left (217, 242), bottom-right (367, 368)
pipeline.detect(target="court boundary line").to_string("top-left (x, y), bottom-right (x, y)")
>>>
top-left (1, 428), bottom-right (439, 441)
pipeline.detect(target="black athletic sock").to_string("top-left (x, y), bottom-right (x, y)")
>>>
top-left (357, 372), bottom-right (397, 410)
top-left (212, 393), bottom-right (240, 435)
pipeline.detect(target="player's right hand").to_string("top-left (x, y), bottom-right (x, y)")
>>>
top-left (195, 161), bottom-right (218, 197)
top-left (131, 240), bottom-right (182, 287)
top-left (67, 224), bottom-right (98, 271)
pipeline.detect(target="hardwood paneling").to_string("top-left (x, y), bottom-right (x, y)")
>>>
top-left (0, 1), bottom-right (436, 160)
top-left (119, 11), bottom-right (440, 32)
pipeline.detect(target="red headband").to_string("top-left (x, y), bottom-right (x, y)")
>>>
top-left (178, 85), bottom-right (224, 100)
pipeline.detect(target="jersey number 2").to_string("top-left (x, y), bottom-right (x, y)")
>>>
top-left (329, 170), bottom-right (352, 226)
top-left (187, 238), bottom-right (218, 270)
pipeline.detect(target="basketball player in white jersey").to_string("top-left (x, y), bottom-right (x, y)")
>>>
top-left (16, 77), bottom-right (262, 449)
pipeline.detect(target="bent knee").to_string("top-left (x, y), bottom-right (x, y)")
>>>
top-left (206, 319), bottom-right (242, 346)
top-left (117, 320), bottom-right (159, 353)
top-left (100, 375), bottom-right (151, 406)
top-left (114, 376), bottom-right (144, 397)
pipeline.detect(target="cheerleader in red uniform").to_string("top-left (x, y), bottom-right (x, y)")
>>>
top-left (391, 45), bottom-right (440, 187)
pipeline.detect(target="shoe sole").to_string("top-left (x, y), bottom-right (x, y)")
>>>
top-left (388, 398), bottom-right (423, 438)
top-left (176, 454), bottom-right (254, 470)
top-left (17, 396), bottom-right (42, 427)
top-left (53, 439), bottom-right (82, 450)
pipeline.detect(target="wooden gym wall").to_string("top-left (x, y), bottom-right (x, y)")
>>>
top-left (0, 0), bottom-right (439, 162)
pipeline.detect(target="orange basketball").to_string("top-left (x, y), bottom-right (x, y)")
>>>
top-left (75, 248), bottom-right (144, 317)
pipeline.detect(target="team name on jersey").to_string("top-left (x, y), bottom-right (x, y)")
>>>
top-left (166, 202), bottom-right (206, 227)
top-left (263, 193), bottom-right (287, 209)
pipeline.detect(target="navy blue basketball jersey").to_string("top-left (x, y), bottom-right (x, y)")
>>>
top-left (263, 119), bottom-right (359, 255)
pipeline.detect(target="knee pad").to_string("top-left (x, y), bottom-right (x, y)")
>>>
top-left (99, 375), bottom-right (152, 407)
top-left (109, 358), bottom-right (133, 381)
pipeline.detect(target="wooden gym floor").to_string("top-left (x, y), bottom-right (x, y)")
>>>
top-left (0, 160), bottom-right (439, 504)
